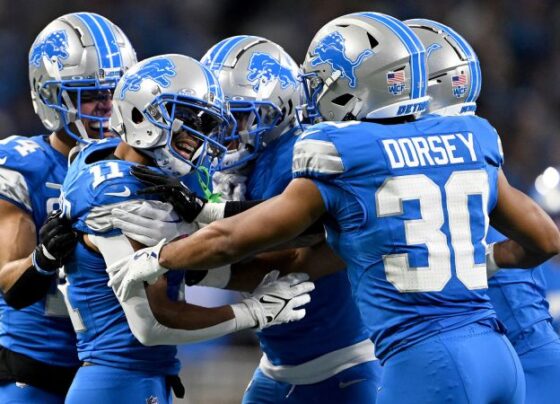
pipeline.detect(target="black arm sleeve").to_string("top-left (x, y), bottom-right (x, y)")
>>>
top-left (3, 266), bottom-right (56, 310)
top-left (223, 200), bottom-right (265, 218)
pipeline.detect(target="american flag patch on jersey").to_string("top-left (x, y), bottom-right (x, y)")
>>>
top-left (387, 71), bottom-right (406, 95)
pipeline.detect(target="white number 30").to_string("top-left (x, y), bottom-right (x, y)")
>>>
top-left (376, 170), bottom-right (489, 293)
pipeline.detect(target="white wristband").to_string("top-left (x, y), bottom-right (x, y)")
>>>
top-left (486, 242), bottom-right (500, 278)
top-left (230, 301), bottom-right (258, 330)
top-left (198, 265), bottom-right (231, 289)
top-left (195, 203), bottom-right (226, 226)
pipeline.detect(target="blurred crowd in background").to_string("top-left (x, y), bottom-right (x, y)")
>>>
top-left (3, 1), bottom-right (560, 402)
top-left (2, 0), bottom-right (559, 191)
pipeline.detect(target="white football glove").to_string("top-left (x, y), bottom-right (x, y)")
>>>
top-left (106, 239), bottom-right (169, 301)
top-left (232, 270), bottom-right (315, 330)
top-left (112, 200), bottom-right (196, 247)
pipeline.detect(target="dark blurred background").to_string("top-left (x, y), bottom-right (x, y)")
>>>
top-left (4, 0), bottom-right (559, 190)
top-left (5, 0), bottom-right (560, 402)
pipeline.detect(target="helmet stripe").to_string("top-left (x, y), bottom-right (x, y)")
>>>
top-left (209, 35), bottom-right (248, 73)
top-left (75, 13), bottom-right (121, 71)
top-left (359, 12), bottom-right (427, 100)
top-left (414, 19), bottom-right (481, 103)
top-left (199, 60), bottom-right (224, 101)
top-left (75, 13), bottom-right (104, 69)
top-left (90, 13), bottom-right (123, 69)
top-left (203, 39), bottom-right (231, 69)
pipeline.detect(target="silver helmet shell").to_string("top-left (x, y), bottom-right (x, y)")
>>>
top-left (405, 19), bottom-right (481, 116)
top-left (201, 35), bottom-right (302, 169)
top-left (111, 54), bottom-right (233, 177)
top-left (301, 12), bottom-right (429, 122)
top-left (28, 12), bottom-right (137, 141)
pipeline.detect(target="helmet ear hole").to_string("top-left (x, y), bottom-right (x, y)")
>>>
top-left (332, 93), bottom-right (354, 106)
top-left (132, 107), bottom-right (144, 124)
top-left (366, 33), bottom-right (379, 49)
top-left (287, 99), bottom-right (293, 117)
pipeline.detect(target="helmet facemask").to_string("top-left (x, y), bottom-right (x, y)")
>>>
top-left (141, 94), bottom-right (231, 177)
top-left (219, 100), bottom-right (283, 171)
top-left (36, 71), bottom-right (119, 142)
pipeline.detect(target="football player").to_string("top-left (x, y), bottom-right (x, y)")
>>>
top-left (59, 54), bottom-right (314, 404)
top-left (407, 18), bottom-right (560, 404)
top-left (0, 13), bottom-right (136, 403)
top-left (108, 12), bottom-right (560, 403)
top-left (115, 36), bottom-right (381, 403)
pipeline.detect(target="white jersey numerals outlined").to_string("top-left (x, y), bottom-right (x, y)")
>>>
top-left (90, 162), bottom-right (124, 189)
top-left (0, 136), bottom-right (41, 157)
top-left (376, 169), bottom-right (489, 293)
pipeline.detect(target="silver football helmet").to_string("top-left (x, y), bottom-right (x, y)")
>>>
top-left (201, 35), bottom-right (302, 170)
top-left (301, 12), bottom-right (429, 122)
top-left (111, 54), bottom-right (233, 177)
top-left (405, 19), bottom-right (481, 116)
top-left (29, 12), bottom-right (137, 142)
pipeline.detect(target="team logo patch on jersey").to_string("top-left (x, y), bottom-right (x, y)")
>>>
top-left (247, 52), bottom-right (297, 91)
top-left (29, 30), bottom-right (69, 70)
top-left (387, 70), bottom-right (406, 95)
top-left (309, 32), bottom-right (373, 88)
top-left (425, 43), bottom-right (443, 59)
top-left (119, 58), bottom-right (176, 99)
top-left (452, 73), bottom-right (468, 98)
top-left (146, 396), bottom-right (159, 404)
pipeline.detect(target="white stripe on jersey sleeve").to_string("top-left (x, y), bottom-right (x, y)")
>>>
top-left (0, 167), bottom-right (32, 211)
top-left (292, 139), bottom-right (344, 176)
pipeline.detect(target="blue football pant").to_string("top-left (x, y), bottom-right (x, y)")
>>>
top-left (520, 338), bottom-right (560, 404)
top-left (0, 381), bottom-right (64, 404)
top-left (377, 322), bottom-right (525, 404)
top-left (65, 364), bottom-right (173, 404)
top-left (242, 360), bottom-right (382, 404)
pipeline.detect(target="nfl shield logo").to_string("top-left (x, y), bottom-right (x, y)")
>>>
top-left (452, 74), bottom-right (468, 98)
top-left (146, 396), bottom-right (159, 404)
top-left (387, 71), bottom-right (406, 95)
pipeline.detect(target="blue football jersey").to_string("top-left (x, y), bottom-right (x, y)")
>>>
top-left (0, 135), bottom-right (79, 367)
top-left (61, 138), bottom-right (181, 374)
top-left (293, 116), bottom-right (503, 361)
top-left (487, 226), bottom-right (557, 354)
top-left (246, 127), bottom-right (370, 365)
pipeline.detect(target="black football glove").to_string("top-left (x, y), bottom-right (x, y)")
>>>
top-left (32, 210), bottom-right (77, 274)
top-left (131, 165), bottom-right (207, 223)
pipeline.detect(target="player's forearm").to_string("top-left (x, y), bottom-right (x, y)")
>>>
top-left (491, 170), bottom-right (560, 261)
top-left (160, 180), bottom-right (326, 271)
top-left (493, 238), bottom-right (559, 269)
top-left (147, 295), bottom-right (235, 330)
top-left (0, 256), bottom-right (34, 293)
top-left (159, 220), bottom-right (244, 270)
top-left (226, 251), bottom-right (301, 292)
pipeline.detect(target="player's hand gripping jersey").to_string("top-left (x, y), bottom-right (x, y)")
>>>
top-left (293, 116), bottom-right (503, 361)
top-left (61, 138), bottom-right (182, 373)
top-left (0, 135), bottom-right (78, 367)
